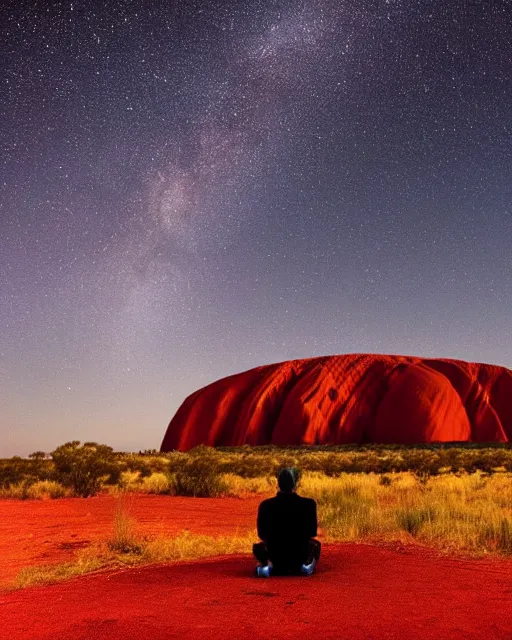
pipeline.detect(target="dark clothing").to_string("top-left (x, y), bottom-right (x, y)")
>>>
top-left (256, 491), bottom-right (319, 573)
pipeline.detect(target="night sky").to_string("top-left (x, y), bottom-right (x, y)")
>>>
top-left (2, 1), bottom-right (511, 456)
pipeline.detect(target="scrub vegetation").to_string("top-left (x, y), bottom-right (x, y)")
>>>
top-left (2, 441), bottom-right (512, 499)
top-left (11, 469), bottom-right (512, 590)
top-left (3, 442), bottom-right (512, 589)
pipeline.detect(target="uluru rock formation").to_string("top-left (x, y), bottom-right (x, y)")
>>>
top-left (161, 354), bottom-right (512, 450)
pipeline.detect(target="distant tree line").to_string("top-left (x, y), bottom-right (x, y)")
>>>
top-left (1, 441), bottom-right (511, 498)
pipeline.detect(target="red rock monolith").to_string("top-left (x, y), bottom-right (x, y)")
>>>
top-left (161, 354), bottom-right (511, 450)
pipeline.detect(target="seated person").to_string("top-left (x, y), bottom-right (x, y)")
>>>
top-left (253, 467), bottom-right (321, 577)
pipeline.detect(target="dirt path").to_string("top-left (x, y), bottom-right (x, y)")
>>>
top-left (0, 495), bottom-right (263, 586)
top-left (2, 543), bottom-right (511, 639)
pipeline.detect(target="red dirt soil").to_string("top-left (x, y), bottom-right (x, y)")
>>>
top-left (1, 495), bottom-right (512, 639)
top-left (161, 354), bottom-right (512, 449)
top-left (2, 544), bottom-right (512, 640)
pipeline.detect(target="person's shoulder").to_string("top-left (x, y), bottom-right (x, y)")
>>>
top-left (258, 496), bottom-right (277, 509)
top-left (298, 495), bottom-right (317, 507)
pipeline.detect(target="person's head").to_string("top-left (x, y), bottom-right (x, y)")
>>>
top-left (277, 466), bottom-right (300, 493)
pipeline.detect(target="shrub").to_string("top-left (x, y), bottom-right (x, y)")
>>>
top-left (25, 481), bottom-right (70, 500)
top-left (140, 473), bottom-right (171, 494)
top-left (52, 441), bottom-right (120, 497)
top-left (0, 458), bottom-right (53, 488)
top-left (173, 455), bottom-right (228, 497)
top-left (0, 480), bottom-right (68, 500)
top-left (0, 482), bottom-right (31, 499)
top-left (119, 453), bottom-right (168, 477)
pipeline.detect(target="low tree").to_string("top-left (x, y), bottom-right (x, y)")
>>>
top-left (28, 451), bottom-right (48, 460)
top-left (51, 441), bottom-right (120, 497)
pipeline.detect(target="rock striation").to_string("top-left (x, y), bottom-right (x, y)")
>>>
top-left (161, 354), bottom-right (511, 450)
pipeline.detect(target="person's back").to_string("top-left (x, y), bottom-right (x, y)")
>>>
top-left (253, 467), bottom-right (321, 577)
top-left (258, 491), bottom-right (317, 572)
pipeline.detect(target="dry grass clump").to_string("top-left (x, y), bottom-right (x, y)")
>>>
top-left (221, 473), bottom-right (275, 496)
top-left (117, 470), bottom-right (141, 491)
top-left (140, 472), bottom-right (172, 494)
top-left (106, 497), bottom-right (145, 555)
top-left (25, 481), bottom-right (70, 499)
top-left (299, 472), bottom-right (391, 539)
top-left (0, 483), bottom-right (31, 500)
top-left (111, 471), bottom-right (172, 494)
top-left (141, 531), bottom-right (254, 563)
top-left (0, 480), bottom-right (70, 500)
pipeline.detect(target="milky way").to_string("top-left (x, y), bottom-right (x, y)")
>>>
top-left (1, 1), bottom-right (511, 455)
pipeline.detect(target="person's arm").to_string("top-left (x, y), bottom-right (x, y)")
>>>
top-left (310, 501), bottom-right (325, 538)
top-left (257, 501), bottom-right (268, 542)
top-left (309, 500), bottom-right (318, 538)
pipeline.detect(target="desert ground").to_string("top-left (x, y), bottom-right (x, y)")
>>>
top-left (1, 494), bottom-right (511, 640)
top-left (0, 494), bottom-right (262, 587)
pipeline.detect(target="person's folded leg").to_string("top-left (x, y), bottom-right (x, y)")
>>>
top-left (253, 542), bottom-right (269, 565)
top-left (300, 539), bottom-right (321, 576)
top-left (307, 539), bottom-right (321, 564)
top-left (254, 542), bottom-right (274, 577)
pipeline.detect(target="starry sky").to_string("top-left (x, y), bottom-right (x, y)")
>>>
top-left (1, 0), bottom-right (511, 456)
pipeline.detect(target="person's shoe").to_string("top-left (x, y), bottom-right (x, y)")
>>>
top-left (255, 564), bottom-right (271, 578)
top-left (300, 559), bottom-right (317, 576)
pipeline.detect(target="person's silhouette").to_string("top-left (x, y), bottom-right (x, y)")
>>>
top-left (253, 467), bottom-right (321, 577)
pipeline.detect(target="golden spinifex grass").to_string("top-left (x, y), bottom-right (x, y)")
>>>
top-left (296, 471), bottom-right (512, 554)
